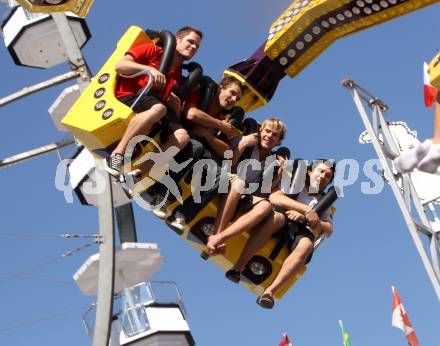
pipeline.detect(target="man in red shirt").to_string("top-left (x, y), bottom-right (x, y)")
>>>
top-left (104, 26), bottom-right (203, 178)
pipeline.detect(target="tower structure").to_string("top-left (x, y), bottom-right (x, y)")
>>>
top-left (343, 79), bottom-right (440, 300)
top-left (75, 243), bottom-right (195, 346)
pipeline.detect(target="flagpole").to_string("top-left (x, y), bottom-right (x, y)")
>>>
top-left (339, 319), bottom-right (352, 346)
top-left (338, 320), bottom-right (344, 346)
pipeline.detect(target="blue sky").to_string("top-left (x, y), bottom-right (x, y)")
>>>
top-left (0, 0), bottom-right (439, 345)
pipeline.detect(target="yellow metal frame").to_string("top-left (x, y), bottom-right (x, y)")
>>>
top-left (61, 25), bottom-right (308, 300)
top-left (167, 188), bottom-right (306, 299)
top-left (15, 0), bottom-right (94, 17)
top-left (62, 26), bottom-right (151, 154)
top-left (265, 0), bottom-right (440, 78)
top-left (429, 51), bottom-right (440, 90)
top-left (223, 71), bottom-right (268, 113)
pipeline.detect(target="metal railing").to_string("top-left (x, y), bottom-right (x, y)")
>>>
top-left (83, 281), bottom-right (187, 338)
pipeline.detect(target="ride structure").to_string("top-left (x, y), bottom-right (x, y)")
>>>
top-left (75, 242), bottom-right (195, 346)
top-left (13, 0), bottom-right (94, 17)
top-left (343, 79), bottom-right (440, 300)
top-left (61, 22), bottom-right (341, 302)
top-left (3, 1), bottom-right (439, 345)
top-left (429, 51), bottom-right (440, 90)
top-left (225, 0), bottom-right (440, 112)
top-left (60, 0), bottom-right (440, 307)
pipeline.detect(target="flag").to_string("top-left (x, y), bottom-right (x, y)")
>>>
top-left (338, 320), bottom-right (352, 346)
top-left (279, 333), bottom-right (292, 346)
top-left (424, 62), bottom-right (438, 108)
top-left (391, 286), bottom-right (419, 346)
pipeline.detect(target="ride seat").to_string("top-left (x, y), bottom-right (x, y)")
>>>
top-left (61, 26), bottom-right (174, 158)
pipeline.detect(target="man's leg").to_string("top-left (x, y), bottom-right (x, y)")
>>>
top-left (207, 200), bottom-right (273, 254)
top-left (213, 178), bottom-right (244, 235)
top-left (233, 211), bottom-right (285, 272)
top-left (213, 194), bottom-right (226, 232)
top-left (105, 102), bottom-right (167, 177)
top-left (263, 237), bottom-right (313, 297)
top-left (113, 103), bottom-right (167, 156)
top-left (137, 127), bottom-right (190, 176)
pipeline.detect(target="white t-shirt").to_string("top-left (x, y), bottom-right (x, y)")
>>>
top-left (292, 188), bottom-right (333, 223)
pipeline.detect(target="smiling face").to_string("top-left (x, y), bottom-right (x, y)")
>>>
top-left (259, 123), bottom-right (282, 150)
top-left (218, 83), bottom-right (243, 110)
top-left (175, 31), bottom-right (201, 60)
top-left (308, 162), bottom-right (334, 192)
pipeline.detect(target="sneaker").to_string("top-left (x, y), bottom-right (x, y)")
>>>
top-left (151, 194), bottom-right (169, 219)
top-left (119, 171), bottom-right (141, 198)
top-left (104, 153), bottom-right (124, 177)
top-left (168, 211), bottom-right (186, 235)
top-left (225, 269), bottom-right (241, 284)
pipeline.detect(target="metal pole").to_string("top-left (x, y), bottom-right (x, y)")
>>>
top-left (92, 161), bottom-right (115, 346)
top-left (51, 12), bottom-right (91, 90)
top-left (0, 137), bottom-right (75, 169)
top-left (343, 80), bottom-right (440, 300)
top-left (0, 71), bottom-right (80, 107)
top-left (52, 12), bottom-right (116, 345)
top-left (115, 203), bottom-right (138, 243)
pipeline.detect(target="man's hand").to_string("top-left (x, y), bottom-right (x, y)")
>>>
top-left (166, 92), bottom-right (182, 115)
top-left (277, 155), bottom-right (288, 177)
top-left (285, 210), bottom-right (306, 222)
top-left (305, 209), bottom-right (319, 228)
top-left (148, 67), bottom-right (166, 89)
top-left (240, 133), bottom-right (259, 148)
top-left (218, 120), bottom-right (235, 138)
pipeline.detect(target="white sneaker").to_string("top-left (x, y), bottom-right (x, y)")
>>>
top-left (168, 211), bottom-right (186, 235)
top-left (151, 194), bottom-right (168, 219)
top-left (104, 153), bottom-right (123, 177)
top-left (119, 171), bottom-right (141, 198)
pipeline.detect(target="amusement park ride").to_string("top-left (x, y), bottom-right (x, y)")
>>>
top-left (1, 0), bottom-right (440, 345)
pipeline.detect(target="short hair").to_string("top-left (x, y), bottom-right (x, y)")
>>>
top-left (307, 159), bottom-right (336, 184)
top-left (261, 117), bottom-right (287, 140)
top-left (219, 75), bottom-right (246, 94)
top-left (176, 26), bottom-right (203, 40)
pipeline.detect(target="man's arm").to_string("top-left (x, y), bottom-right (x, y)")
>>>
top-left (185, 106), bottom-right (233, 136)
top-left (269, 189), bottom-right (309, 214)
top-left (232, 133), bottom-right (259, 167)
top-left (204, 135), bottom-right (231, 158)
top-left (115, 55), bottom-right (166, 89)
top-left (269, 189), bottom-right (320, 228)
top-left (270, 156), bottom-right (287, 191)
top-left (192, 126), bottom-right (231, 157)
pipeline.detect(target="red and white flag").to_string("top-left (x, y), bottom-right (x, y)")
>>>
top-left (424, 62), bottom-right (438, 108)
top-left (279, 333), bottom-right (292, 346)
top-left (391, 286), bottom-right (419, 346)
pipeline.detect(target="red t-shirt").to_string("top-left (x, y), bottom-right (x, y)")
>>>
top-left (115, 42), bottom-right (183, 100)
top-left (183, 90), bottom-right (201, 109)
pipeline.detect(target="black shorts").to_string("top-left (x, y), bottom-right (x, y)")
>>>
top-left (286, 223), bottom-right (315, 264)
top-left (118, 92), bottom-right (181, 126)
top-left (274, 205), bottom-right (315, 264)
